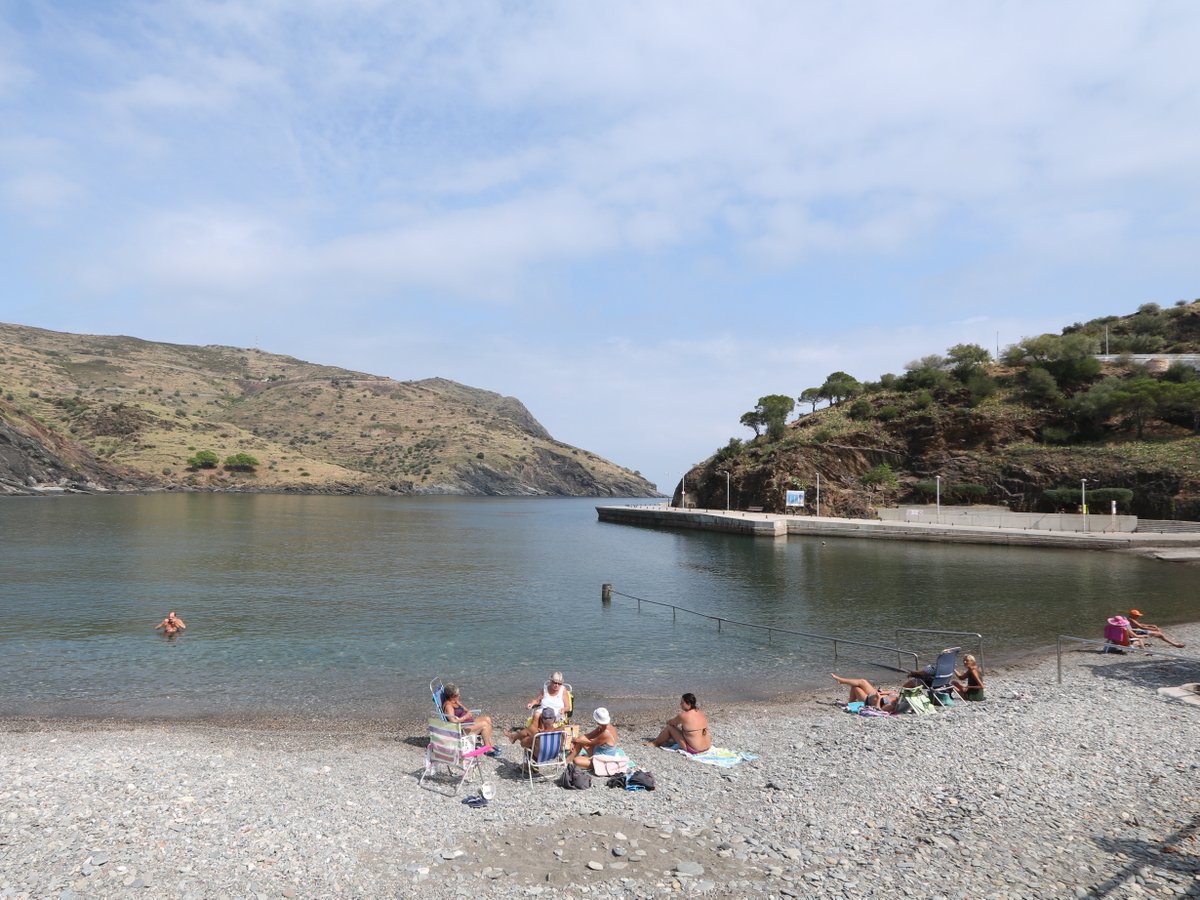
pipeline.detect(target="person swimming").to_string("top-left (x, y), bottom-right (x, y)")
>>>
top-left (154, 611), bottom-right (186, 637)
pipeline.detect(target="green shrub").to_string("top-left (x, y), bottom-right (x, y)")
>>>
top-left (187, 450), bottom-right (219, 469)
top-left (848, 398), bottom-right (873, 420)
top-left (950, 483), bottom-right (988, 503)
top-left (812, 428), bottom-right (834, 444)
top-left (911, 390), bottom-right (933, 410)
top-left (877, 405), bottom-right (901, 421)
top-left (224, 452), bottom-right (259, 472)
top-left (1039, 425), bottom-right (1072, 444)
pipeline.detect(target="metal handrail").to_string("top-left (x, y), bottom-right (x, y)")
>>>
top-left (896, 628), bottom-right (985, 673)
top-left (1055, 635), bottom-right (1200, 684)
top-left (608, 588), bottom-right (920, 671)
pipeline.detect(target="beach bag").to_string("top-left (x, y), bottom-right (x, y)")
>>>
top-left (591, 754), bottom-right (629, 777)
top-left (896, 686), bottom-right (936, 716)
top-left (626, 770), bottom-right (656, 791)
top-left (560, 762), bottom-right (592, 790)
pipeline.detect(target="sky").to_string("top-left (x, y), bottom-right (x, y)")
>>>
top-left (2, 2), bottom-right (1199, 492)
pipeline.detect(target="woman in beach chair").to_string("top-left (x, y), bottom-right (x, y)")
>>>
top-left (1104, 615), bottom-right (1145, 651)
top-left (441, 683), bottom-right (500, 756)
top-left (525, 672), bottom-right (572, 724)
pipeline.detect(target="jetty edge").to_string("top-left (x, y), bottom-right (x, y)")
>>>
top-left (595, 503), bottom-right (1200, 561)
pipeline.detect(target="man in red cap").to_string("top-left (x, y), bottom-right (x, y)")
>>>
top-left (1128, 609), bottom-right (1185, 648)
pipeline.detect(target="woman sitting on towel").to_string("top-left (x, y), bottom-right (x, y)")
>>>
top-left (566, 707), bottom-right (619, 769)
top-left (525, 671), bottom-right (570, 723)
top-left (649, 692), bottom-right (712, 753)
top-left (441, 683), bottom-right (500, 756)
top-left (952, 654), bottom-right (986, 702)
top-left (831, 674), bottom-right (900, 712)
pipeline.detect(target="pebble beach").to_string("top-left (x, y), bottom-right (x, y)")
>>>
top-left (2, 628), bottom-right (1199, 900)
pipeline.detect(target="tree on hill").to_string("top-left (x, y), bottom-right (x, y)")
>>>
top-left (819, 371), bottom-right (861, 406)
top-left (748, 394), bottom-right (795, 441)
top-left (798, 387), bottom-right (822, 414)
top-left (739, 410), bottom-right (763, 438)
top-left (946, 343), bottom-right (992, 381)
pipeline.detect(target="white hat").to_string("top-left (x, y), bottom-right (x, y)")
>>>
top-left (592, 707), bottom-right (611, 725)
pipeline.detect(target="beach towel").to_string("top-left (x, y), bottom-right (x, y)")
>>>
top-left (662, 744), bottom-right (758, 767)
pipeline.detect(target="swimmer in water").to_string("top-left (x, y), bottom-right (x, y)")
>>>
top-left (154, 611), bottom-right (186, 637)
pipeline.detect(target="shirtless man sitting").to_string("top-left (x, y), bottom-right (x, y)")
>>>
top-left (1128, 609), bottom-right (1185, 648)
top-left (507, 707), bottom-right (559, 750)
top-left (649, 692), bottom-right (712, 754)
top-left (154, 611), bottom-right (186, 637)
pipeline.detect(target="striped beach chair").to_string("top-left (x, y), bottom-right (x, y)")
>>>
top-left (420, 716), bottom-right (487, 793)
top-left (523, 729), bottom-right (568, 787)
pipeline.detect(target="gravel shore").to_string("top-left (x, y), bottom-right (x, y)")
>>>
top-left (3, 629), bottom-right (1199, 899)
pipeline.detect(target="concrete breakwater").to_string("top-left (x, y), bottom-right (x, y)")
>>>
top-left (596, 504), bottom-right (1200, 561)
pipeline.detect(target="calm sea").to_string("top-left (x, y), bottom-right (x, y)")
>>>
top-left (0, 494), bottom-right (1194, 722)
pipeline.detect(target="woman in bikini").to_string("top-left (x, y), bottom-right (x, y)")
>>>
top-left (441, 683), bottom-right (500, 756)
top-left (649, 692), bottom-right (712, 753)
top-left (952, 654), bottom-right (986, 702)
top-left (830, 674), bottom-right (900, 712)
top-left (567, 707), bottom-right (620, 769)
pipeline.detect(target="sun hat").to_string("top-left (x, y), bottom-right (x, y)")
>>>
top-left (1129, 609), bottom-right (1143, 618)
top-left (592, 707), bottom-right (611, 725)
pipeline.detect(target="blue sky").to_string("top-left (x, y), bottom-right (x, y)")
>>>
top-left (2, 2), bottom-right (1199, 491)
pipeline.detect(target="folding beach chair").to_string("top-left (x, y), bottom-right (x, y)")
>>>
top-left (926, 647), bottom-right (960, 706)
top-left (430, 676), bottom-right (481, 725)
top-left (419, 716), bottom-right (487, 793)
top-left (522, 729), bottom-right (568, 786)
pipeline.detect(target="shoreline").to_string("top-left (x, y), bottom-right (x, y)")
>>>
top-left (0, 634), bottom-right (1175, 736)
top-left (3, 631), bottom-right (1198, 898)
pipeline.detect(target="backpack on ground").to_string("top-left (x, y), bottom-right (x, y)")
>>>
top-left (626, 770), bottom-right (656, 791)
top-left (560, 762), bottom-right (592, 790)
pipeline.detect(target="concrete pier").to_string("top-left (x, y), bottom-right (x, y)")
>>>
top-left (595, 504), bottom-right (1200, 562)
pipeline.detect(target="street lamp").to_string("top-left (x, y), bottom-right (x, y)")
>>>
top-left (718, 470), bottom-right (730, 511)
top-left (935, 475), bottom-right (941, 522)
top-left (1081, 478), bottom-right (1088, 517)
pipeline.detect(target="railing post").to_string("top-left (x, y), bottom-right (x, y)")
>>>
top-left (602, 583), bottom-right (612, 605)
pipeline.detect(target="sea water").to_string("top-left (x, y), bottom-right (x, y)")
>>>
top-left (0, 494), bottom-right (1194, 720)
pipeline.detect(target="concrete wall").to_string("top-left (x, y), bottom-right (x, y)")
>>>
top-left (596, 505), bottom-right (786, 536)
top-left (878, 507), bottom-right (1138, 533)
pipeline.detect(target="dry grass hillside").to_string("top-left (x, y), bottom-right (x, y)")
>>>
top-left (0, 323), bottom-right (657, 497)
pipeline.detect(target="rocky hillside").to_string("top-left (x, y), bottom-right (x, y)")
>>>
top-left (679, 300), bottom-right (1200, 520)
top-left (0, 323), bottom-right (657, 497)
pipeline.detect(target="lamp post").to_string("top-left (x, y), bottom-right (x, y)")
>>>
top-left (935, 475), bottom-right (941, 522)
top-left (718, 470), bottom-right (730, 511)
top-left (815, 472), bottom-right (821, 517)
top-left (1081, 478), bottom-right (1088, 517)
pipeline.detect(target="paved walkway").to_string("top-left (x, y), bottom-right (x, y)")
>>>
top-left (595, 504), bottom-right (1200, 563)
